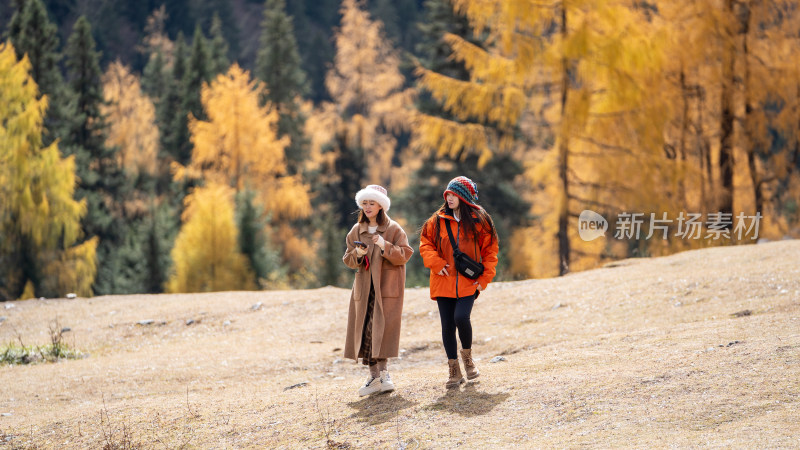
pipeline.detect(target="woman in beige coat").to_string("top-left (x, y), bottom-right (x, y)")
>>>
top-left (343, 185), bottom-right (413, 396)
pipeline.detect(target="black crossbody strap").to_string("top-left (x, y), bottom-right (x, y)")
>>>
top-left (444, 217), bottom-right (482, 262)
top-left (444, 218), bottom-right (458, 251)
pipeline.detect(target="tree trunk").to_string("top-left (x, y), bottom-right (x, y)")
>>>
top-left (557, 4), bottom-right (570, 276)
top-left (741, 1), bottom-right (761, 217)
top-left (697, 86), bottom-right (710, 214)
top-left (719, 0), bottom-right (736, 216)
top-left (678, 66), bottom-right (689, 207)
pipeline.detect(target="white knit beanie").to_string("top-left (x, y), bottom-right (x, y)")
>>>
top-left (355, 185), bottom-right (391, 212)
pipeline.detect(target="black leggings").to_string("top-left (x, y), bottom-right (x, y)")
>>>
top-left (436, 295), bottom-right (476, 360)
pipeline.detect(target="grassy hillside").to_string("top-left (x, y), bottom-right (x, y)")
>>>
top-left (1, 240), bottom-right (799, 448)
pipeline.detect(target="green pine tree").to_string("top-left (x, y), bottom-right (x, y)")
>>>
top-left (159, 32), bottom-right (188, 164)
top-left (177, 25), bottom-right (211, 165)
top-left (255, 0), bottom-right (310, 175)
top-left (189, 0), bottom-right (239, 58)
top-left (141, 48), bottom-right (167, 102)
top-left (64, 16), bottom-right (129, 295)
top-left (64, 16), bottom-right (106, 154)
top-left (235, 190), bottom-right (283, 287)
top-left (317, 210), bottom-right (348, 288)
top-left (5, 0), bottom-right (72, 145)
top-left (370, 0), bottom-right (401, 45)
top-left (144, 201), bottom-right (178, 293)
top-left (208, 12), bottom-right (230, 76)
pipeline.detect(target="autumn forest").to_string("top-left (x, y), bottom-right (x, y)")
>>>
top-left (1, 0), bottom-right (798, 300)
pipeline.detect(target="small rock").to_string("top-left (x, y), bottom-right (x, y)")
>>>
top-left (251, 302), bottom-right (263, 311)
top-left (137, 319), bottom-right (155, 326)
top-left (1, 412), bottom-right (11, 417)
top-left (490, 356), bottom-right (507, 363)
top-left (66, 293), bottom-right (77, 299)
top-left (332, 347), bottom-right (342, 352)
top-left (4, 304), bottom-right (14, 309)
top-left (39, 297), bottom-right (45, 301)
top-left (284, 381), bottom-right (309, 391)
top-left (223, 320), bottom-right (231, 326)
top-left (731, 310), bottom-right (752, 318)
top-left (186, 319), bottom-right (195, 326)
top-left (334, 376), bottom-right (345, 381)
top-left (0, 317), bottom-right (6, 323)
top-left (60, 327), bottom-right (71, 333)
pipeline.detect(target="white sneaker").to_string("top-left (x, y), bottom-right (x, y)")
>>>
top-left (358, 375), bottom-right (381, 396)
top-left (379, 370), bottom-right (395, 392)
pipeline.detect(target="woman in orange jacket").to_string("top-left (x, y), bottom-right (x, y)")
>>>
top-left (419, 176), bottom-right (499, 388)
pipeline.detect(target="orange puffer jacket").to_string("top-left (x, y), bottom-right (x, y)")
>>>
top-left (419, 210), bottom-right (499, 300)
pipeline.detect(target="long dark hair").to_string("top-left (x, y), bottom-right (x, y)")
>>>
top-left (358, 208), bottom-right (387, 225)
top-left (425, 200), bottom-right (497, 250)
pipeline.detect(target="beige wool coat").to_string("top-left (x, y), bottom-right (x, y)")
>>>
top-left (342, 218), bottom-right (413, 361)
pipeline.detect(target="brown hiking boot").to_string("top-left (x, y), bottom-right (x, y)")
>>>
top-left (460, 348), bottom-right (480, 380)
top-left (446, 359), bottom-right (465, 388)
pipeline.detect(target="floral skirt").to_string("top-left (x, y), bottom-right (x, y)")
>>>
top-left (358, 280), bottom-right (386, 367)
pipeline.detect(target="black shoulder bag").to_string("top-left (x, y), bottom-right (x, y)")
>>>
top-left (444, 219), bottom-right (484, 280)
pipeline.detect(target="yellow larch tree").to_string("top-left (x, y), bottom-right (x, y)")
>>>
top-left (321, 0), bottom-right (415, 190)
top-left (101, 61), bottom-right (159, 178)
top-left (657, 0), bottom-right (800, 241)
top-left (0, 41), bottom-right (97, 300)
top-left (415, 0), bottom-right (667, 277)
top-left (179, 63), bottom-right (314, 285)
top-left (185, 63), bottom-right (310, 220)
top-left (166, 182), bottom-right (255, 293)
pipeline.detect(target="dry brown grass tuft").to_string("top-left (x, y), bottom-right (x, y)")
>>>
top-left (1, 240), bottom-right (799, 448)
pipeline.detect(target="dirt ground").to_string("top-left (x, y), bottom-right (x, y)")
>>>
top-left (1, 240), bottom-right (799, 449)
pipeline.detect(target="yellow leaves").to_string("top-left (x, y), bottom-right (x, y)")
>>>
top-left (263, 175), bottom-right (313, 221)
top-left (101, 61), bottom-right (159, 177)
top-left (327, 0), bottom-right (408, 110)
top-left (311, 0), bottom-right (415, 189)
top-left (0, 42), bottom-right (85, 249)
top-left (42, 237), bottom-right (99, 298)
top-left (1, 41), bottom-right (95, 298)
top-left (167, 183), bottom-right (256, 293)
top-left (411, 113), bottom-right (493, 165)
top-left (186, 63), bottom-right (310, 220)
top-left (417, 66), bottom-right (526, 128)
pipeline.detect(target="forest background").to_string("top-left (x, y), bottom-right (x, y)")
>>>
top-left (1, 0), bottom-right (798, 300)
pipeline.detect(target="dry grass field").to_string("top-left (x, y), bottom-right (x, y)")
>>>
top-left (1, 240), bottom-right (799, 449)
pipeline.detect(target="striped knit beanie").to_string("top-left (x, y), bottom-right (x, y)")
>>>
top-left (443, 176), bottom-right (479, 208)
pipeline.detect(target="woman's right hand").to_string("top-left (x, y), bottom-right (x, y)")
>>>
top-left (437, 264), bottom-right (450, 276)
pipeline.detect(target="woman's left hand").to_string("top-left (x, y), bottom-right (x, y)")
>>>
top-left (371, 234), bottom-right (385, 251)
top-left (473, 281), bottom-right (484, 291)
